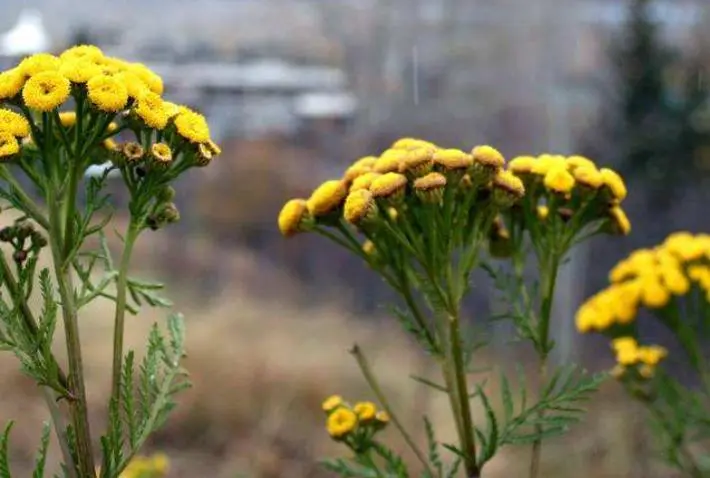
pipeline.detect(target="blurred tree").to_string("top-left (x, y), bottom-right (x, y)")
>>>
top-left (605, 0), bottom-right (710, 209)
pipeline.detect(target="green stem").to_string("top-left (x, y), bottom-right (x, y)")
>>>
top-left (528, 253), bottom-right (560, 478)
top-left (0, 165), bottom-right (50, 230)
top-left (446, 311), bottom-right (480, 477)
top-left (349, 344), bottom-right (435, 476)
top-left (41, 388), bottom-right (77, 478)
top-left (47, 192), bottom-right (96, 477)
top-left (361, 451), bottom-right (385, 478)
top-left (109, 219), bottom-right (141, 404)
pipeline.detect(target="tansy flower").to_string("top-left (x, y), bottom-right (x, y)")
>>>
top-left (640, 276), bottom-right (670, 308)
top-left (115, 71), bottom-right (150, 99)
top-left (103, 138), bottom-right (118, 151)
top-left (122, 142), bottom-right (144, 162)
top-left (343, 162), bottom-right (373, 183)
top-left (322, 395), bottom-right (344, 413)
top-left (174, 108), bottom-right (210, 143)
top-left (205, 139), bottom-right (222, 156)
top-left (326, 407), bottom-right (358, 439)
top-left (532, 154), bottom-right (567, 175)
top-left (0, 68), bottom-right (25, 100)
top-left (362, 240), bottom-right (376, 255)
top-left (134, 91), bottom-right (169, 129)
top-left (150, 143), bottom-right (172, 166)
top-left (573, 165), bottom-right (603, 189)
top-left (492, 170), bottom-right (525, 207)
top-left (543, 166), bottom-right (575, 194)
top-left (344, 189), bottom-right (377, 226)
top-left (58, 111), bottom-right (76, 127)
top-left (387, 207), bottom-right (398, 221)
top-left (128, 63), bottom-right (163, 95)
top-left (433, 148), bottom-right (473, 171)
top-left (0, 109), bottom-right (30, 138)
top-left (375, 411), bottom-right (390, 424)
top-left (565, 155), bottom-right (596, 171)
top-left (350, 172), bottom-right (381, 192)
top-left (87, 75), bottom-right (129, 112)
top-left (353, 401), bottom-right (377, 422)
top-left (400, 148), bottom-right (433, 177)
top-left (508, 155), bottom-right (536, 175)
top-left (370, 172), bottom-right (407, 202)
top-left (374, 149), bottom-right (408, 174)
top-left (22, 71), bottom-right (71, 111)
top-left (413, 171), bottom-right (446, 203)
top-left (608, 206), bottom-right (631, 236)
top-left (307, 180), bottom-right (348, 216)
top-left (278, 199), bottom-right (309, 238)
top-left (59, 59), bottom-right (102, 83)
top-left (18, 53), bottom-right (61, 77)
top-left (59, 44), bottom-right (104, 63)
top-left (391, 137), bottom-right (437, 151)
top-left (162, 101), bottom-right (180, 118)
top-left (0, 132), bottom-right (19, 159)
top-left (537, 205), bottom-right (549, 220)
top-left (471, 145), bottom-right (505, 171)
top-left (637, 345), bottom-right (667, 366)
top-left (196, 143), bottom-right (213, 167)
top-left (150, 453), bottom-right (169, 475)
top-left (600, 168), bottom-right (627, 201)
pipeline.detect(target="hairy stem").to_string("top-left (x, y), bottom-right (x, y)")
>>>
top-left (109, 219), bottom-right (141, 405)
top-left (48, 192), bottom-right (96, 477)
top-left (350, 344), bottom-right (435, 476)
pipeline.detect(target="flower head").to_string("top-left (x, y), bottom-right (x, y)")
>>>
top-left (122, 142), bottom-right (144, 162)
top-left (307, 180), bottom-right (348, 216)
top-left (174, 108), bottom-right (210, 143)
top-left (391, 137), bottom-right (438, 151)
top-left (600, 168), bottom-right (627, 201)
top-left (87, 75), bottom-right (129, 112)
top-left (350, 172), bottom-right (381, 192)
top-left (59, 45), bottom-right (104, 63)
top-left (374, 149), bottom-right (408, 174)
top-left (0, 109), bottom-right (30, 138)
top-left (471, 145), bottom-right (505, 171)
top-left (59, 111), bottom-right (77, 127)
top-left (150, 143), bottom-right (172, 167)
top-left (413, 171), bottom-right (446, 203)
top-left (492, 170), bottom-right (525, 207)
top-left (22, 71), bottom-right (71, 111)
top-left (433, 148), bottom-right (473, 171)
top-left (0, 132), bottom-right (20, 159)
top-left (344, 189), bottom-right (377, 226)
top-left (608, 206), bottom-right (631, 236)
top-left (573, 165), bottom-right (603, 189)
top-left (134, 92), bottom-right (169, 129)
top-left (543, 166), bottom-right (575, 194)
top-left (400, 147), bottom-right (433, 177)
top-left (370, 172), bottom-right (407, 202)
top-left (18, 53), bottom-right (60, 77)
top-left (128, 63), bottom-right (164, 95)
top-left (508, 155), bottom-right (536, 175)
top-left (0, 69), bottom-right (25, 100)
top-left (322, 394), bottom-right (344, 413)
top-left (196, 144), bottom-right (213, 167)
top-left (278, 199), bottom-right (310, 237)
top-left (565, 155), bottom-right (596, 171)
top-left (326, 407), bottom-right (358, 439)
top-left (59, 59), bottom-right (102, 83)
top-left (353, 401), bottom-right (377, 422)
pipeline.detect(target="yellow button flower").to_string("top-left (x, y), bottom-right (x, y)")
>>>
top-left (637, 345), bottom-right (667, 366)
top-left (278, 198), bottom-right (309, 238)
top-left (22, 71), bottom-right (71, 111)
top-left (350, 172), bottom-right (381, 192)
top-left (413, 171), bottom-right (446, 203)
top-left (433, 148), bottom-right (473, 171)
top-left (400, 147), bottom-right (433, 177)
top-left (608, 206), bottom-right (631, 236)
top-left (59, 44), bottom-right (104, 63)
top-left (307, 180), bottom-right (348, 216)
top-left (536, 205), bottom-right (549, 220)
top-left (565, 155), bottom-right (596, 171)
top-left (640, 277), bottom-right (670, 308)
top-left (531, 154), bottom-right (567, 175)
top-left (18, 53), bottom-right (61, 77)
top-left (0, 132), bottom-right (20, 159)
top-left (115, 71), bottom-right (150, 99)
top-left (658, 264), bottom-right (690, 295)
top-left (492, 170), bottom-right (525, 206)
top-left (326, 407), bottom-right (358, 439)
top-left (573, 165), bottom-right (603, 189)
top-left (370, 172), bottom-right (408, 201)
top-left (374, 148), bottom-right (408, 174)
top-left (150, 143), bottom-right (173, 166)
top-left (0, 68), bottom-right (25, 100)
top-left (391, 137), bottom-right (437, 151)
top-left (174, 108), bottom-right (211, 143)
top-left (59, 111), bottom-right (77, 127)
top-left (128, 63), bottom-right (164, 95)
top-left (600, 168), bottom-right (627, 201)
top-left (508, 155), bottom-right (536, 175)
top-left (87, 75), bottom-right (129, 112)
top-left (543, 166), bottom-right (575, 194)
top-left (471, 145), bottom-right (505, 170)
top-left (59, 59), bottom-right (102, 83)
top-left (134, 92), bottom-right (169, 130)
top-left (343, 189), bottom-right (377, 225)
top-left (0, 109), bottom-right (30, 138)
top-left (353, 401), bottom-right (377, 422)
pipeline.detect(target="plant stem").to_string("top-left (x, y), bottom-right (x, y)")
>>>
top-left (41, 388), bottom-right (77, 478)
top-left (47, 193), bottom-right (96, 477)
top-left (349, 344), bottom-right (435, 476)
top-left (109, 219), bottom-right (141, 405)
top-left (528, 254), bottom-right (560, 478)
top-left (446, 311), bottom-right (479, 478)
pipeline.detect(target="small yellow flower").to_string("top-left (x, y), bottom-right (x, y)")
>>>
top-left (492, 170), bottom-right (525, 207)
top-left (174, 108), bottom-right (211, 143)
top-left (391, 137), bottom-right (437, 151)
top-left (573, 165), bottom-right (603, 189)
top-left (543, 166), bottom-right (575, 194)
top-left (0, 132), bottom-right (20, 159)
top-left (344, 189), bottom-right (377, 226)
top-left (278, 199), bottom-right (309, 237)
top-left (150, 143), bottom-right (172, 166)
top-left (387, 207), bottom-right (398, 221)
top-left (87, 75), bottom-right (129, 112)
top-left (537, 205), bottom-right (549, 220)
top-left (400, 147), bottom-right (433, 177)
top-left (128, 63), bottom-right (164, 95)
top-left (663, 232), bottom-right (708, 262)
top-left (413, 171), bottom-right (446, 203)
top-left (205, 139), bottom-right (222, 156)
top-left (350, 172), bottom-right (381, 192)
top-left (59, 59), bottom-right (102, 83)
top-left (612, 336), bottom-right (637, 352)
top-left (196, 143), bottom-right (213, 167)
top-left (18, 53), bottom-right (61, 77)
top-left (531, 154), bottom-right (567, 175)
top-left (343, 161), bottom-right (373, 183)
top-left (134, 92), bottom-right (169, 129)
top-left (433, 148), bottom-right (473, 171)
top-left (369, 172), bottom-right (407, 202)
top-left (0, 109), bottom-right (30, 138)
top-left (115, 71), bottom-right (150, 99)
top-left (0, 68), bottom-right (26, 99)
top-left (508, 155), bottom-right (536, 175)
top-left (658, 264), bottom-right (690, 295)
top-left (374, 148), bottom-right (408, 174)
top-left (608, 206), bottom-right (631, 236)
top-left (322, 395), bottom-right (344, 412)
top-left (162, 101), bottom-right (181, 118)
top-left (375, 411), bottom-right (390, 424)
top-left (59, 44), bottom-right (104, 63)
top-left (326, 407), bottom-right (358, 439)
top-left (471, 145), bottom-right (505, 170)
top-left (150, 452), bottom-right (170, 475)
top-left (640, 276), bottom-right (670, 308)
top-left (103, 138), bottom-right (118, 151)
top-left (307, 180), bottom-right (348, 216)
top-left (22, 71), bottom-right (71, 111)
top-left (122, 142), bottom-right (144, 162)
top-left (58, 111), bottom-right (76, 127)
top-left (353, 401), bottom-right (377, 422)
top-left (565, 155), bottom-right (596, 171)
top-left (637, 345), bottom-right (667, 366)
top-left (600, 168), bottom-right (627, 201)
top-left (362, 240), bottom-right (376, 255)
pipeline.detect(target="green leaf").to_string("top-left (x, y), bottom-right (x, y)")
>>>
top-left (410, 375), bottom-right (448, 394)
top-left (32, 422), bottom-right (50, 478)
top-left (423, 416), bottom-right (443, 477)
top-left (0, 421), bottom-right (14, 478)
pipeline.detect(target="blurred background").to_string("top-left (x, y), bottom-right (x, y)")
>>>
top-left (1, 0), bottom-right (710, 476)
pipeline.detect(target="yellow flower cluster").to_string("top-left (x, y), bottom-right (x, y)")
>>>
top-left (577, 232), bottom-right (710, 333)
top-left (98, 453), bottom-right (169, 478)
top-left (278, 138), bottom-right (524, 238)
top-left (610, 337), bottom-right (667, 380)
top-left (508, 153), bottom-right (630, 235)
top-left (322, 394), bottom-right (389, 442)
top-left (0, 45), bottom-right (220, 167)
